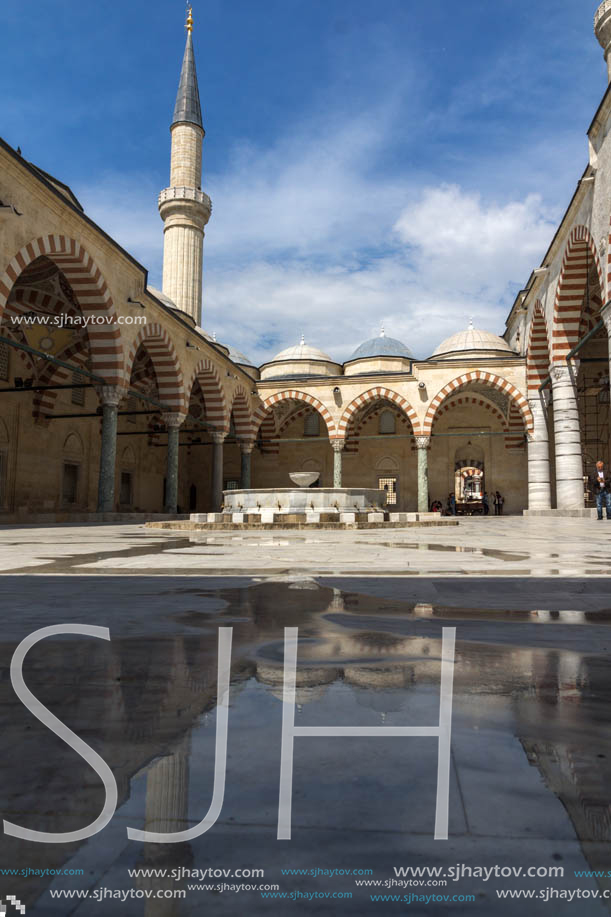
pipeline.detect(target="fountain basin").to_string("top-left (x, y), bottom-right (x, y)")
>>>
top-left (222, 487), bottom-right (387, 515)
top-left (289, 472), bottom-right (320, 488)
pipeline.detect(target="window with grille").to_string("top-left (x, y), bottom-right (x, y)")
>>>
top-left (0, 343), bottom-right (9, 382)
top-left (71, 372), bottom-right (85, 406)
top-left (303, 412), bottom-right (320, 437)
top-left (224, 479), bottom-right (239, 491)
top-left (379, 410), bottom-right (396, 434)
top-left (62, 462), bottom-right (79, 505)
top-left (378, 475), bottom-right (398, 505)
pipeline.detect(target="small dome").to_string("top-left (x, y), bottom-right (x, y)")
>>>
top-left (148, 286), bottom-right (178, 311)
top-left (227, 345), bottom-right (255, 367)
top-left (348, 330), bottom-right (414, 361)
top-left (431, 322), bottom-right (515, 360)
top-left (271, 336), bottom-right (333, 364)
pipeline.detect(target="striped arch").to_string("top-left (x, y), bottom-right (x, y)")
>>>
top-left (32, 341), bottom-right (90, 420)
top-left (552, 225), bottom-right (603, 363)
top-left (258, 412), bottom-right (279, 455)
top-left (253, 391), bottom-right (337, 439)
top-left (338, 387), bottom-right (421, 439)
top-left (505, 402), bottom-right (525, 450)
top-left (229, 385), bottom-right (254, 443)
top-left (186, 358), bottom-right (228, 432)
top-left (345, 400), bottom-right (415, 454)
top-left (423, 372), bottom-right (533, 436)
top-left (0, 235), bottom-right (124, 383)
top-left (126, 324), bottom-right (185, 412)
top-left (526, 301), bottom-right (551, 394)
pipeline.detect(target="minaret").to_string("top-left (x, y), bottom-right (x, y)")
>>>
top-left (595, 1), bottom-right (611, 83)
top-left (158, 7), bottom-right (211, 325)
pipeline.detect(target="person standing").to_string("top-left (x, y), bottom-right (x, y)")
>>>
top-left (595, 461), bottom-right (611, 521)
top-left (497, 491), bottom-right (504, 515)
top-left (483, 492), bottom-right (490, 516)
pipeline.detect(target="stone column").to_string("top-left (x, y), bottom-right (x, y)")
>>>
top-left (143, 735), bottom-right (191, 836)
top-left (527, 397), bottom-right (552, 510)
top-left (240, 442), bottom-right (254, 490)
top-left (332, 441), bottom-right (344, 488)
top-left (96, 386), bottom-right (124, 513)
top-left (211, 431), bottom-right (226, 511)
top-left (551, 363), bottom-right (584, 510)
top-left (162, 413), bottom-right (186, 514)
top-left (602, 302), bottom-right (611, 393)
top-left (415, 436), bottom-right (430, 513)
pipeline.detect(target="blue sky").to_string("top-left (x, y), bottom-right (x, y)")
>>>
top-left (0, 1), bottom-right (607, 363)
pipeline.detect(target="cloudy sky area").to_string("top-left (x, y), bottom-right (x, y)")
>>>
top-left (0, 0), bottom-right (606, 363)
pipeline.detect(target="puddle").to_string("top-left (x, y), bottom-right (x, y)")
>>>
top-left (2, 581), bottom-right (611, 913)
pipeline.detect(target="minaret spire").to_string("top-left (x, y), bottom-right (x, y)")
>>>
top-left (158, 6), bottom-right (211, 326)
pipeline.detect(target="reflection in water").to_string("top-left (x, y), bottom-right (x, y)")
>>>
top-left (0, 583), bottom-right (610, 914)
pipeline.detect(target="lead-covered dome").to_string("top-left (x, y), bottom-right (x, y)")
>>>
top-left (260, 336), bottom-right (341, 380)
top-left (349, 333), bottom-right (414, 361)
top-left (431, 322), bottom-right (516, 361)
top-left (344, 329), bottom-right (414, 376)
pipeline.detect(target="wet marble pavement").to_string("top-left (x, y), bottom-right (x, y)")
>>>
top-left (0, 516), bottom-right (610, 576)
top-left (0, 578), bottom-right (611, 914)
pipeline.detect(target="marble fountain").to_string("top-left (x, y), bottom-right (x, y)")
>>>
top-left (179, 472), bottom-right (449, 528)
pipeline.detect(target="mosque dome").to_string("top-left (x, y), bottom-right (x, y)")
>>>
top-left (348, 331), bottom-right (414, 361)
top-left (344, 328), bottom-right (414, 376)
top-left (227, 345), bottom-right (255, 367)
top-left (271, 337), bottom-right (334, 363)
top-left (430, 322), bottom-right (516, 361)
top-left (259, 336), bottom-right (341, 380)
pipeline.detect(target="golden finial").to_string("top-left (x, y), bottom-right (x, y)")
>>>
top-left (186, 6), bottom-right (193, 33)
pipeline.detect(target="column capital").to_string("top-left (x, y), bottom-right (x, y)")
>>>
top-left (96, 384), bottom-right (126, 407)
top-left (162, 412), bottom-right (187, 430)
top-left (239, 440), bottom-right (255, 454)
top-left (601, 299), bottom-right (611, 331)
top-left (415, 435), bottom-right (431, 449)
top-left (211, 430), bottom-right (226, 444)
top-left (550, 362), bottom-right (579, 383)
top-left (331, 440), bottom-right (345, 453)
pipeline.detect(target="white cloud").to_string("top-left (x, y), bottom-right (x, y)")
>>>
top-left (76, 112), bottom-right (560, 367)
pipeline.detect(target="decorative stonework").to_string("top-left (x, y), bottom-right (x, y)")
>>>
top-left (415, 436), bottom-right (431, 449)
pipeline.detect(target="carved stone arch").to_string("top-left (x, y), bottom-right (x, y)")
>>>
top-left (126, 323), bottom-right (186, 412)
top-left (0, 235), bottom-right (125, 383)
top-left (423, 372), bottom-right (533, 436)
top-left (552, 225), bottom-right (604, 363)
top-left (252, 391), bottom-right (337, 439)
top-left (339, 387), bottom-right (421, 439)
top-left (186, 358), bottom-right (229, 432)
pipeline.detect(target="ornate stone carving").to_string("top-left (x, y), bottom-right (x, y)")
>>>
top-left (415, 435), bottom-right (431, 449)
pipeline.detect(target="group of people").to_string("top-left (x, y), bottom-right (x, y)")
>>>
top-left (430, 492), bottom-right (505, 516)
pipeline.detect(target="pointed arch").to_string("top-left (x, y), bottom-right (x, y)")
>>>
top-left (526, 300), bottom-right (551, 394)
top-left (186, 358), bottom-right (228, 432)
top-left (228, 385), bottom-right (254, 443)
top-left (552, 225), bottom-right (603, 363)
top-left (252, 391), bottom-right (337, 439)
top-left (423, 372), bottom-right (533, 436)
top-left (126, 323), bottom-right (185, 412)
top-left (338, 387), bottom-right (421, 439)
top-left (0, 235), bottom-right (124, 383)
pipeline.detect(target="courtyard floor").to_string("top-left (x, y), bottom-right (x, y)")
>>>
top-left (1, 518), bottom-right (611, 915)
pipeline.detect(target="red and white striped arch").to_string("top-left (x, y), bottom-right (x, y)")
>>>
top-left (126, 324), bottom-right (185, 412)
top-left (344, 400), bottom-right (414, 454)
top-left (32, 341), bottom-right (90, 421)
top-left (526, 300), bottom-right (551, 394)
top-left (0, 236), bottom-right (124, 384)
top-left (229, 385), bottom-right (255, 443)
top-left (186, 358), bottom-right (228, 432)
top-left (552, 225), bottom-right (603, 363)
top-left (258, 412), bottom-right (279, 455)
top-left (338, 388), bottom-right (421, 439)
top-left (422, 372), bottom-right (533, 436)
top-left (253, 391), bottom-right (337, 439)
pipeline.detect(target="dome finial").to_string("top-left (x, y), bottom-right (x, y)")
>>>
top-left (186, 5), bottom-right (194, 33)
top-left (380, 324), bottom-right (385, 338)
top-left (300, 333), bottom-right (305, 346)
top-left (468, 316), bottom-right (474, 330)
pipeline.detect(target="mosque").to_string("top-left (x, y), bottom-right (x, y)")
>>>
top-left (0, 5), bottom-right (610, 522)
